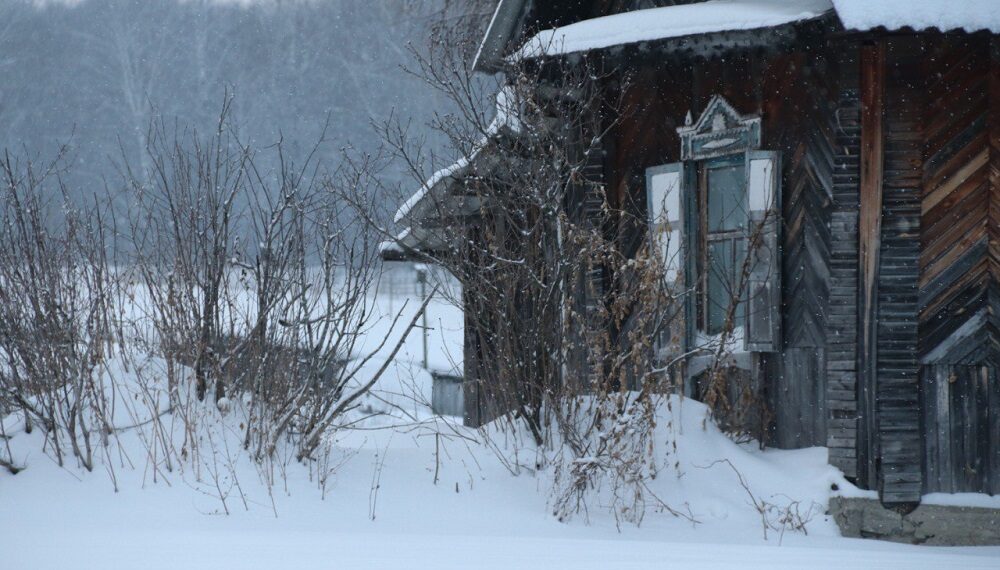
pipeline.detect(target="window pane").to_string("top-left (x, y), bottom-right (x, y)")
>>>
top-left (706, 163), bottom-right (746, 232)
top-left (706, 240), bottom-right (730, 335)
top-left (706, 237), bottom-right (748, 335)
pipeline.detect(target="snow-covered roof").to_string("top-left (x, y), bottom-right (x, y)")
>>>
top-left (386, 87), bottom-right (523, 258)
top-left (516, 0), bottom-right (834, 60)
top-left (393, 158), bottom-right (471, 225)
top-left (832, 0), bottom-right (1000, 34)
top-left (510, 0), bottom-right (1000, 63)
top-left (393, 87), bottom-right (522, 225)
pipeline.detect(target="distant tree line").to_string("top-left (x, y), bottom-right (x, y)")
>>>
top-left (0, 0), bottom-right (478, 208)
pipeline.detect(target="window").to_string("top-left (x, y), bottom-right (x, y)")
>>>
top-left (646, 95), bottom-right (781, 355)
top-left (699, 156), bottom-right (748, 336)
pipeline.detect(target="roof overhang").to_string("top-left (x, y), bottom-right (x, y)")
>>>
top-left (472, 0), bottom-right (1000, 76)
top-left (380, 227), bottom-right (453, 262)
top-left (381, 190), bottom-right (487, 262)
top-left (473, 0), bottom-right (529, 73)
top-left (831, 0), bottom-right (1000, 35)
top-left (383, 89), bottom-right (523, 262)
top-left (513, 0), bottom-right (834, 62)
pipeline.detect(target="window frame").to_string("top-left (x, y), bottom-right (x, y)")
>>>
top-left (696, 154), bottom-right (749, 336)
top-left (645, 95), bottom-right (780, 369)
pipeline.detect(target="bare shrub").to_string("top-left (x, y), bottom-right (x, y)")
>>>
top-left (0, 149), bottom-right (125, 471)
top-left (701, 458), bottom-right (821, 542)
top-left (125, 99), bottom-right (247, 405)
top-left (371, 10), bottom-right (783, 525)
top-left (368, 25), bottom-right (694, 525)
top-left (123, 102), bottom-right (432, 471)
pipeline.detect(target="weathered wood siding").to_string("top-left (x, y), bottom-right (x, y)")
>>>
top-left (826, 46), bottom-right (862, 479)
top-left (858, 41), bottom-right (886, 491)
top-left (768, 51), bottom-right (834, 450)
top-left (875, 38), bottom-right (924, 504)
top-left (922, 364), bottom-right (1000, 494)
top-left (466, 1), bottom-right (1000, 505)
top-left (776, 348), bottom-right (827, 447)
top-left (598, 31), bottom-right (999, 500)
top-left (919, 36), bottom-right (999, 364)
top-left (917, 36), bottom-right (1000, 495)
top-left (608, 46), bottom-right (835, 448)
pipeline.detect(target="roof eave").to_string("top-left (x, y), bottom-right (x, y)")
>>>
top-left (518, 12), bottom-right (837, 64)
top-left (472, 0), bottom-right (529, 74)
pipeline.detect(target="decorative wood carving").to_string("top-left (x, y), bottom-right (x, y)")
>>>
top-left (677, 95), bottom-right (761, 161)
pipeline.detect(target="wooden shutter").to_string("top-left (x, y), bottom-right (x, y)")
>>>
top-left (646, 163), bottom-right (683, 282)
top-left (744, 150), bottom-right (781, 352)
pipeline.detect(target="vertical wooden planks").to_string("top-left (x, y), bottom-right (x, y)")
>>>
top-left (989, 365), bottom-right (1000, 494)
top-left (922, 364), bottom-right (956, 493)
top-left (858, 40), bottom-right (885, 491)
top-left (937, 366), bottom-right (954, 492)
top-left (920, 365), bottom-right (939, 492)
top-left (970, 366), bottom-right (988, 491)
top-left (775, 348), bottom-right (827, 448)
top-left (922, 363), bottom-right (1000, 495)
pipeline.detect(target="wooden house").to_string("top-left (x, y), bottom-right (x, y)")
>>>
top-left (388, 0), bottom-right (1000, 507)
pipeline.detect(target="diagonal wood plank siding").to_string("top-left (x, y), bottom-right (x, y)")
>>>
top-left (782, 59), bottom-right (834, 351)
top-left (918, 36), bottom-right (1000, 496)
top-left (772, 51), bottom-right (835, 450)
top-left (919, 36), bottom-right (999, 365)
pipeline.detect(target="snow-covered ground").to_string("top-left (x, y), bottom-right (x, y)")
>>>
top-left (2, 269), bottom-right (998, 569)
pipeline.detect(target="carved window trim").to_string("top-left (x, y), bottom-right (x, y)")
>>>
top-left (677, 95), bottom-right (761, 161)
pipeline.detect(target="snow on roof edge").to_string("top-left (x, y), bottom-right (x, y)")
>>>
top-left (393, 157), bottom-right (471, 225)
top-left (378, 227), bottom-right (411, 255)
top-left (832, 0), bottom-right (1000, 35)
top-left (515, 0), bottom-right (834, 60)
top-left (393, 86), bottom-right (523, 225)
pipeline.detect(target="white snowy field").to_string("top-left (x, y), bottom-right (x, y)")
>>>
top-left (2, 272), bottom-right (999, 569)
